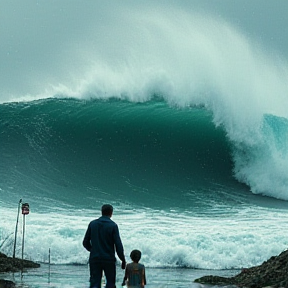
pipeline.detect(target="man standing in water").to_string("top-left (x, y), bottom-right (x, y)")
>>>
top-left (83, 204), bottom-right (126, 288)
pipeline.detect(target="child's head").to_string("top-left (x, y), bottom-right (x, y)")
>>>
top-left (130, 249), bottom-right (142, 263)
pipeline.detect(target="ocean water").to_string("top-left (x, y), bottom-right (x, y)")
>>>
top-left (1, 1), bottom-right (288, 287)
top-left (1, 265), bottom-right (240, 288)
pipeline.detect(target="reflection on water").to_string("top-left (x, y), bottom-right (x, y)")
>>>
top-left (1, 264), bottom-right (239, 288)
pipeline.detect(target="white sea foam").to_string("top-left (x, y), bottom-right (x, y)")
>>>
top-left (1, 206), bottom-right (287, 269)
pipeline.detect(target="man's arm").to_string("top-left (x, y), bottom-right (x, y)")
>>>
top-left (82, 224), bottom-right (92, 251)
top-left (121, 266), bottom-right (128, 286)
top-left (113, 224), bottom-right (126, 268)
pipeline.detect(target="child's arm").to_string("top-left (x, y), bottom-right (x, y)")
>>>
top-left (142, 266), bottom-right (147, 287)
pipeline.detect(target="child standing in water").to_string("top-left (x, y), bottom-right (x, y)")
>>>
top-left (122, 249), bottom-right (146, 288)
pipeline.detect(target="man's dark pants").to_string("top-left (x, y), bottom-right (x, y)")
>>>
top-left (89, 259), bottom-right (116, 288)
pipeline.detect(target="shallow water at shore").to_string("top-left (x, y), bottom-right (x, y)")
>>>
top-left (0, 264), bottom-right (239, 288)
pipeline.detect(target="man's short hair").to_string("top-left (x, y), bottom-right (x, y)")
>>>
top-left (101, 204), bottom-right (113, 216)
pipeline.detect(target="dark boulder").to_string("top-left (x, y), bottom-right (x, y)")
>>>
top-left (0, 252), bottom-right (40, 273)
top-left (0, 279), bottom-right (16, 288)
top-left (195, 249), bottom-right (288, 288)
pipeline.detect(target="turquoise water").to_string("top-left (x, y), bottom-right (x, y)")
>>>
top-left (2, 264), bottom-right (240, 288)
top-left (1, 98), bottom-right (288, 272)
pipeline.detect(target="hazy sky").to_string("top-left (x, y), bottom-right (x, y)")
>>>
top-left (1, 0), bottom-right (287, 102)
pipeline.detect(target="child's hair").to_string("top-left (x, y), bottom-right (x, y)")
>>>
top-left (130, 249), bottom-right (142, 262)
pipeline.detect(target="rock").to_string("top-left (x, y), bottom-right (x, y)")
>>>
top-left (194, 249), bottom-right (288, 288)
top-left (0, 279), bottom-right (16, 288)
top-left (0, 252), bottom-right (40, 273)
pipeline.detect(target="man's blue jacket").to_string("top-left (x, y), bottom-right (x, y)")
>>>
top-left (83, 215), bottom-right (125, 263)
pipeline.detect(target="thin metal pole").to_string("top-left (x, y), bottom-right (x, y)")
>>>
top-left (21, 213), bottom-right (26, 276)
top-left (48, 248), bottom-right (51, 283)
top-left (13, 199), bottom-right (22, 259)
top-left (22, 214), bottom-right (25, 259)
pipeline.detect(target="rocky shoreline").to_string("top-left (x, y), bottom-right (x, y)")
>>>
top-left (194, 249), bottom-right (288, 288)
top-left (0, 252), bottom-right (40, 288)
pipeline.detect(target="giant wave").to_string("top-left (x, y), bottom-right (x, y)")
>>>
top-left (1, 4), bottom-right (288, 199)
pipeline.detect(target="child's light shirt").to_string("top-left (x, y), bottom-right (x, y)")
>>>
top-left (124, 262), bottom-right (146, 288)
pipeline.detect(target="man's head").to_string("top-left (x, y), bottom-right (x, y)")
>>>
top-left (130, 249), bottom-right (142, 263)
top-left (101, 204), bottom-right (113, 217)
